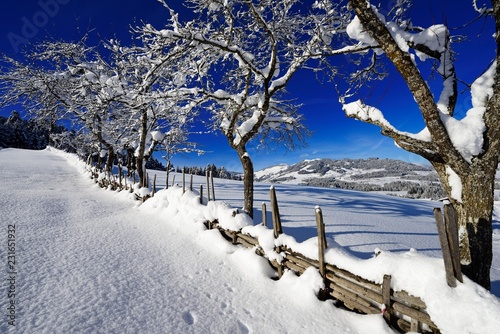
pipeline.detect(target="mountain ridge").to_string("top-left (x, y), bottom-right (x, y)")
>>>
top-left (255, 157), bottom-right (446, 200)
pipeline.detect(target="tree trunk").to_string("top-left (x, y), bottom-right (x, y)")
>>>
top-left (104, 145), bottom-right (115, 173)
top-left (434, 162), bottom-right (495, 290)
top-left (238, 148), bottom-right (254, 218)
top-left (137, 156), bottom-right (145, 188)
top-left (126, 148), bottom-right (135, 177)
top-left (136, 110), bottom-right (148, 188)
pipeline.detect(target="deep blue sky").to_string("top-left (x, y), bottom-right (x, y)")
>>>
top-left (0, 1), bottom-right (495, 172)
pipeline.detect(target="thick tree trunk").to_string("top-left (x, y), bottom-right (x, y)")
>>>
top-left (462, 217), bottom-right (493, 290)
top-left (456, 172), bottom-right (494, 290)
top-left (136, 157), bottom-right (145, 188)
top-left (434, 162), bottom-right (495, 290)
top-left (238, 148), bottom-right (254, 218)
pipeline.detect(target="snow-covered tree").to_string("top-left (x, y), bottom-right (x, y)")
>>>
top-left (1, 36), bottom-right (200, 189)
top-left (6, 40), bottom-right (135, 172)
top-left (337, 0), bottom-right (499, 289)
top-left (142, 0), bottom-right (363, 217)
top-left (105, 36), bottom-right (200, 188)
top-left (0, 46), bottom-right (76, 133)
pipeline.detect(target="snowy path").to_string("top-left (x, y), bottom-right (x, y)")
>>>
top-left (0, 148), bottom-right (393, 334)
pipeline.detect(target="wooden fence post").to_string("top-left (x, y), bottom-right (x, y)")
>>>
top-left (118, 165), bottom-right (123, 187)
top-left (270, 186), bottom-right (284, 278)
top-left (443, 204), bottom-right (463, 283)
top-left (190, 173), bottom-right (193, 192)
top-left (171, 175), bottom-right (176, 187)
top-left (199, 184), bottom-right (203, 205)
top-left (152, 174), bottom-right (157, 197)
top-left (262, 202), bottom-right (267, 227)
top-left (316, 206), bottom-right (328, 300)
top-left (433, 208), bottom-right (457, 287)
top-left (210, 170), bottom-right (215, 201)
top-left (382, 274), bottom-right (392, 322)
top-left (182, 168), bottom-right (186, 194)
top-left (206, 172), bottom-right (211, 201)
top-left (270, 186), bottom-right (283, 238)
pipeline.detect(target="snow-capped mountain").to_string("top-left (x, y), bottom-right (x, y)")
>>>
top-left (255, 157), bottom-right (446, 199)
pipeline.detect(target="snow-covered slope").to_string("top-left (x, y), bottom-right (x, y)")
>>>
top-left (1, 148), bottom-right (500, 334)
top-left (255, 158), bottom-right (438, 185)
top-left (255, 158), bottom-right (434, 182)
top-left (255, 158), bottom-right (446, 199)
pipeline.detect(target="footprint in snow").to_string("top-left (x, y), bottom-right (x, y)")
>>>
top-left (182, 311), bottom-right (195, 325)
top-left (237, 320), bottom-right (251, 334)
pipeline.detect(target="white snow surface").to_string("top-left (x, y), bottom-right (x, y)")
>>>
top-left (1, 148), bottom-right (500, 334)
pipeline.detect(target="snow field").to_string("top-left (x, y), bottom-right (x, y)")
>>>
top-left (0, 148), bottom-right (394, 334)
top-left (1, 148), bottom-right (500, 333)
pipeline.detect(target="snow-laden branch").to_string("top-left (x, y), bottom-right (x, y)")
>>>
top-left (472, 0), bottom-right (493, 14)
top-left (347, 7), bottom-right (458, 116)
top-left (347, 0), bottom-right (470, 174)
top-left (342, 99), bottom-right (441, 161)
top-left (343, 99), bottom-right (395, 130)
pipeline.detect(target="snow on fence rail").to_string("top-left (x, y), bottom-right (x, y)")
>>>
top-left (89, 164), bottom-right (442, 334)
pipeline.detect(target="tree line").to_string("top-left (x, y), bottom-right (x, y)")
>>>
top-left (0, 110), bottom-right (74, 151)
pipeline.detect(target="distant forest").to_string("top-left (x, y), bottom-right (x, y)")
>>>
top-left (0, 111), bottom-right (71, 151)
top-left (303, 177), bottom-right (447, 200)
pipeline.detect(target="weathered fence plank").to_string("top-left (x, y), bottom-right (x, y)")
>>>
top-left (262, 203), bottom-right (267, 227)
top-left (326, 271), bottom-right (383, 304)
top-left (443, 204), bottom-right (463, 283)
top-left (210, 170), bottom-right (215, 201)
top-left (206, 172), bottom-right (211, 201)
top-left (236, 233), bottom-right (258, 247)
top-left (152, 174), bottom-right (157, 197)
top-left (316, 206), bottom-right (327, 278)
top-left (316, 206), bottom-right (329, 300)
top-left (199, 184), bottom-right (203, 205)
top-left (434, 207), bottom-right (457, 287)
top-left (270, 186), bottom-right (283, 238)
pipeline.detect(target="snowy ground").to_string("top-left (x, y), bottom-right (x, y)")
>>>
top-left (1, 148), bottom-right (499, 334)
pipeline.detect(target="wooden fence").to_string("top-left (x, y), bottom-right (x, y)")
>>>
top-left (88, 164), bottom-right (448, 333)
top-left (207, 186), bottom-right (440, 334)
top-left (89, 166), bottom-right (216, 204)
